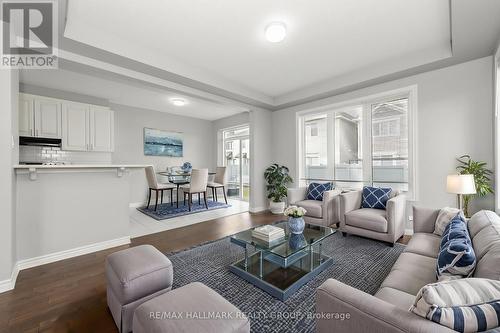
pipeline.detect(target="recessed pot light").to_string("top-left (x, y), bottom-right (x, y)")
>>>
top-left (170, 98), bottom-right (186, 106)
top-left (265, 22), bottom-right (287, 43)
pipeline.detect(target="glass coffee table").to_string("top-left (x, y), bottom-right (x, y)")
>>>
top-left (229, 221), bottom-right (335, 301)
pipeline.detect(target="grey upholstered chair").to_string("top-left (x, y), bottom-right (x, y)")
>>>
top-left (207, 166), bottom-right (228, 204)
top-left (145, 166), bottom-right (176, 211)
top-left (287, 187), bottom-right (342, 227)
top-left (339, 189), bottom-right (406, 245)
top-left (180, 168), bottom-right (209, 211)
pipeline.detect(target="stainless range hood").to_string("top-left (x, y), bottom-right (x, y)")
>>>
top-left (19, 136), bottom-right (62, 147)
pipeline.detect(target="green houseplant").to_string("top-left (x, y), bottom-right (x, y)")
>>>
top-left (264, 164), bottom-right (293, 214)
top-left (456, 155), bottom-right (494, 217)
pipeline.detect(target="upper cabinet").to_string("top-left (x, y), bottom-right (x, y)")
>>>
top-left (19, 93), bottom-right (114, 152)
top-left (34, 97), bottom-right (62, 138)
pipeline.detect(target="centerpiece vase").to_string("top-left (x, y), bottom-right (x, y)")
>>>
top-left (288, 216), bottom-right (305, 234)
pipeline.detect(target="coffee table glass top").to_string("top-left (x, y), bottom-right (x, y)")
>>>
top-left (231, 221), bottom-right (335, 258)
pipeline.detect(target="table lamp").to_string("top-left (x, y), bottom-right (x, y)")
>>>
top-left (446, 174), bottom-right (476, 210)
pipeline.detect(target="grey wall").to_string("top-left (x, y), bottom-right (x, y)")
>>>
top-left (111, 103), bottom-right (214, 204)
top-left (0, 69), bottom-right (18, 283)
top-left (272, 56), bottom-right (495, 218)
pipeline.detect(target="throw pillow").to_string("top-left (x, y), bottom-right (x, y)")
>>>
top-left (410, 278), bottom-right (500, 333)
top-left (361, 186), bottom-right (392, 210)
top-left (437, 215), bottom-right (476, 280)
top-left (434, 207), bottom-right (462, 236)
top-left (306, 182), bottom-right (334, 201)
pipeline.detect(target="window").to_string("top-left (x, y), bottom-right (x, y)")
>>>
top-left (298, 88), bottom-right (415, 198)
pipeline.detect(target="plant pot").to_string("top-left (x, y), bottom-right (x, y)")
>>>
top-left (288, 216), bottom-right (305, 234)
top-left (269, 201), bottom-right (285, 214)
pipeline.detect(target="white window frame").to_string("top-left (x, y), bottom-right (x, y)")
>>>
top-left (296, 86), bottom-right (418, 201)
top-left (494, 47), bottom-right (500, 213)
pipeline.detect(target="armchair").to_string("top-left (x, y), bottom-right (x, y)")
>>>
top-left (339, 190), bottom-right (406, 245)
top-left (287, 187), bottom-right (342, 227)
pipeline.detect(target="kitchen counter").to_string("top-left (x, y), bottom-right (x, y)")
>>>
top-left (14, 164), bottom-right (151, 180)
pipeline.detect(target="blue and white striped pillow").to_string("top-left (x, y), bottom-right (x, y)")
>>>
top-left (411, 278), bottom-right (500, 333)
top-left (437, 214), bottom-right (476, 279)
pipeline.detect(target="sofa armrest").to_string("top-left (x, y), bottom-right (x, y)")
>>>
top-left (412, 206), bottom-right (440, 234)
top-left (316, 279), bottom-right (455, 333)
top-left (339, 190), bottom-right (362, 223)
top-left (322, 189), bottom-right (342, 224)
top-left (386, 194), bottom-right (406, 243)
top-left (287, 187), bottom-right (307, 205)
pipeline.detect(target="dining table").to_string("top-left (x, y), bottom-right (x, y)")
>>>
top-left (157, 171), bottom-right (216, 208)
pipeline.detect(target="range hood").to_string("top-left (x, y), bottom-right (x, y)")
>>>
top-left (19, 136), bottom-right (62, 147)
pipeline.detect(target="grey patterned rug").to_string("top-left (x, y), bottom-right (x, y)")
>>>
top-left (167, 232), bottom-right (405, 333)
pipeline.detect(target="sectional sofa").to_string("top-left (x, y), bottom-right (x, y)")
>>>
top-left (316, 207), bottom-right (500, 333)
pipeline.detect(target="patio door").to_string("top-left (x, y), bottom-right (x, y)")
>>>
top-left (223, 126), bottom-right (250, 201)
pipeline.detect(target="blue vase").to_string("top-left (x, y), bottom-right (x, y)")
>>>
top-left (288, 233), bottom-right (307, 250)
top-left (288, 217), bottom-right (305, 234)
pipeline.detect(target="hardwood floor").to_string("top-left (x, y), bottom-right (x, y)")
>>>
top-left (0, 212), bottom-right (409, 333)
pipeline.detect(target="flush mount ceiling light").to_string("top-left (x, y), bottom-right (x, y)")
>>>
top-left (170, 98), bottom-right (186, 106)
top-left (265, 22), bottom-right (287, 43)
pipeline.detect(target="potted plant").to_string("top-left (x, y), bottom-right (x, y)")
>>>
top-left (456, 155), bottom-right (494, 217)
top-left (264, 164), bottom-right (293, 214)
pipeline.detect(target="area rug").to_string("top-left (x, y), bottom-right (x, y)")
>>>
top-left (137, 201), bottom-right (231, 220)
top-left (167, 232), bottom-right (405, 333)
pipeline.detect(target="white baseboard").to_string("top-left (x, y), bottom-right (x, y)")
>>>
top-left (129, 201), bottom-right (145, 208)
top-left (249, 206), bottom-right (267, 213)
top-left (0, 236), bottom-right (130, 294)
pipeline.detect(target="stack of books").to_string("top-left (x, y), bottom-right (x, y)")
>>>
top-left (252, 225), bottom-right (285, 243)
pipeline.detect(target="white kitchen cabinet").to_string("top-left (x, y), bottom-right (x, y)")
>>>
top-left (34, 98), bottom-right (62, 138)
top-left (89, 107), bottom-right (114, 152)
top-left (62, 103), bottom-right (89, 151)
top-left (19, 95), bottom-right (34, 137)
top-left (62, 103), bottom-right (114, 152)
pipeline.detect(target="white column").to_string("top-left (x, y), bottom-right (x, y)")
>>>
top-left (0, 68), bottom-right (19, 289)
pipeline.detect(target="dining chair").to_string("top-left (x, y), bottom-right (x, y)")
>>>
top-left (180, 169), bottom-right (209, 211)
top-left (145, 166), bottom-right (176, 211)
top-left (207, 166), bottom-right (228, 204)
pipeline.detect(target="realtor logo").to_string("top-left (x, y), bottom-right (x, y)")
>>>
top-left (1, 0), bottom-right (58, 68)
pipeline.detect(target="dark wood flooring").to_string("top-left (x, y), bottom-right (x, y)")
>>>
top-left (0, 212), bottom-right (409, 333)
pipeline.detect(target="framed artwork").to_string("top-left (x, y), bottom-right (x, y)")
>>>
top-left (144, 128), bottom-right (183, 157)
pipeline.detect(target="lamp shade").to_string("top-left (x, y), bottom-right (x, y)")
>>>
top-left (446, 174), bottom-right (476, 194)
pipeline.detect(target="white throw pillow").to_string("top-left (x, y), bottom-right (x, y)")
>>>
top-left (410, 278), bottom-right (500, 333)
top-left (434, 207), bottom-right (461, 236)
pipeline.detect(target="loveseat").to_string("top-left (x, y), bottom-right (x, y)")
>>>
top-left (316, 207), bottom-right (500, 333)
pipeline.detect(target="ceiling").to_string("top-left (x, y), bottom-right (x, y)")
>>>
top-left (64, 0), bottom-right (452, 103)
top-left (19, 69), bottom-right (248, 121)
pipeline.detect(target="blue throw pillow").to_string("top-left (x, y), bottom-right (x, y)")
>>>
top-left (361, 186), bottom-right (392, 209)
top-left (306, 182), bottom-right (334, 201)
top-left (437, 214), bottom-right (476, 279)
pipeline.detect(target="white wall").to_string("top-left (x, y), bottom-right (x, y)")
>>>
top-left (0, 69), bottom-right (18, 284)
top-left (273, 56), bottom-right (495, 217)
top-left (111, 103), bottom-right (214, 204)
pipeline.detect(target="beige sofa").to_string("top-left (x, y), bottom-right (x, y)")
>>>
top-left (287, 187), bottom-right (342, 227)
top-left (339, 190), bottom-right (406, 245)
top-left (316, 207), bottom-right (500, 333)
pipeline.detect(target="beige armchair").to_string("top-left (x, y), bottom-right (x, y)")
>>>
top-left (339, 190), bottom-right (406, 245)
top-left (287, 187), bottom-right (342, 227)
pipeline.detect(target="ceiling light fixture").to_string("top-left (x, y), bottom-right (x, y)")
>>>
top-left (265, 22), bottom-right (287, 43)
top-left (170, 98), bottom-right (186, 106)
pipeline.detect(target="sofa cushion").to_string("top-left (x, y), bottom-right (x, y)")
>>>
top-left (405, 233), bottom-right (441, 258)
top-left (410, 278), bottom-right (500, 333)
top-left (437, 216), bottom-right (476, 280)
top-left (345, 208), bottom-right (388, 233)
top-left (375, 287), bottom-right (415, 310)
top-left (380, 252), bottom-right (437, 295)
top-left (433, 207), bottom-right (461, 236)
top-left (306, 182), bottom-right (333, 201)
top-left (296, 200), bottom-right (323, 218)
top-left (361, 186), bottom-right (392, 210)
